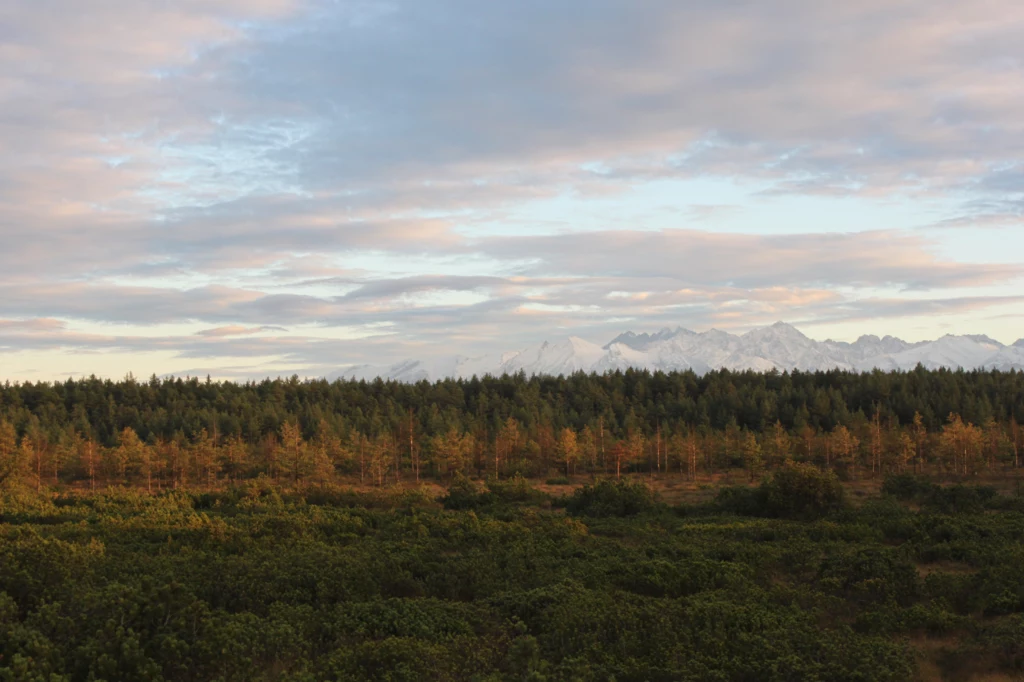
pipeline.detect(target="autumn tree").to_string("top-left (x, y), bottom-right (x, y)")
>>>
top-left (192, 429), bottom-right (220, 488)
top-left (20, 420), bottom-right (50, 491)
top-left (105, 427), bottom-right (137, 485)
top-left (495, 417), bottom-right (521, 478)
top-left (0, 419), bottom-right (27, 488)
top-left (741, 431), bottom-right (764, 482)
top-left (159, 438), bottom-right (187, 489)
top-left (309, 421), bottom-right (340, 487)
top-left (53, 426), bottom-right (78, 485)
top-left (220, 435), bottom-right (249, 484)
top-left (982, 417), bottom-right (1011, 470)
top-left (368, 433), bottom-right (394, 487)
top-left (895, 431), bottom-right (916, 474)
top-left (430, 428), bottom-right (474, 480)
top-left (1010, 417), bottom-right (1022, 469)
top-left (868, 409), bottom-right (883, 476)
top-left (939, 414), bottom-right (984, 477)
top-left (578, 425), bottom-right (597, 476)
top-left (765, 420), bottom-right (791, 469)
top-left (624, 431), bottom-right (646, 479)
top-left (911, 412), bottom-right (927, 474)
top-left (279, 421), bottom-right (308, 486)
top-left (556, 428), bottom-right (579, 477)
top-left (830, 425), bottom-right (860, 479)
top-left (676, 429), bottom-right (702, 481)
top-left (78, 434), bottom-right (100, 490)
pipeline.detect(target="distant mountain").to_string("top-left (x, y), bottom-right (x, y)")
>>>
top-left (332, 322), bottom-right (1024, 382)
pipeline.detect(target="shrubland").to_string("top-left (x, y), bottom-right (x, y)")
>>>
top-left (1, 473), bottom-right (1023, 681)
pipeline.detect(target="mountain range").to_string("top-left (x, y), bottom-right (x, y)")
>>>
top-left (333, 322), bottom-right (1024, 382)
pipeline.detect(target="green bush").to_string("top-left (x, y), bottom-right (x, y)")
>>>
top-left (564, 479), bottom-right (660, 518)
top-left (716, 463), bottom-right (844, 520)
top-left (486, 475), bottom-right (548, 506)
top-left (819, 548), bottom-right (920, 606)
top-left (761, 463), bottom-right (845, 520)
top-left (922, 484), bottom-right (997, 515)
top-left (440, 473), bottom-right (490, 511)
top-left (881, 473), bottom-right (935, 501)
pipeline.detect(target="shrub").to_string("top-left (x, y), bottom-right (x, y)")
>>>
top-left (564, 480), bottom-right (659, 518)
top-left (819, 548), bottom-right (920, 606)
top-left (761, 463), bottom-right (845, 520)
top-left (440, 473), bottom-right (490, 511)
top-left (716, 463), bottom-right (845, 520)
top-left (487, 475), bottom-right (548, 506)
top-left (713, 485), bottom-right (763, 516)
top-left (922, 484), bottom-right (997, 515)
top-left (440, 474), bottom-right (551, 512)
top-left (881, 473), bottom-right (934, 501)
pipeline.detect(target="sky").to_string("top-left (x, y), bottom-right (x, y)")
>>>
top-left (2, 0), bottom-right (1024, 381)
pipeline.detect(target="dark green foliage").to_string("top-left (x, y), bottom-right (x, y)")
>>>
top-left (564, 479), bottom-right (660, 517)
top-left (716, 464), bottom-right (845, 520)
top-left (922, 484), bottom-right (998, 514)
top-left (819, 548), bottom-right (920, 605)
top-left (1, 367), bottom-right (1022, 449)
top-left (486, 475), bottom-right (549, 507)
top-left (882, 474), bottom-right (1004, 514)
top-left (441, 474), bottom-right (549, 511)
top-left (2, 483), bottom-right (1024, 680)
top-left (440, 472), bottom-right (486, 510)
top-left (761, 463), bottom-right (846, 520)
top-left (881, 473), bottom-right (934, 500)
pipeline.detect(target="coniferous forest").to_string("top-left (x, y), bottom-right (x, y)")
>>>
top-left (1, 368), bottom-right (1024, 681)
top-left (0, 367), bottom-right (1022, 489)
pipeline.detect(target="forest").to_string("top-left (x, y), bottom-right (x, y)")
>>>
top-left (0, 367), bottom-right (1022, 490)
top-left (1, 368), bottom-right (1024, 680)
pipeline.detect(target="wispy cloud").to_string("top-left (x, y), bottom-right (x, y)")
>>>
top-left (2, 0), bottom-right (1024, 378)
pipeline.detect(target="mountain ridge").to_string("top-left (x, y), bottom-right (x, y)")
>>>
top-left (334, 322), bottom-right (1024, 382)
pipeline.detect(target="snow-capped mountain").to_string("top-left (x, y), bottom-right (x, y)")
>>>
top-left (332, 323), bottom-right (1024, 382)
top-left (501, 337), bottom-right (606, 376)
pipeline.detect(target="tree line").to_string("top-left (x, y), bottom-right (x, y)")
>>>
top-left (0, 366), bottom-right (1021, 489)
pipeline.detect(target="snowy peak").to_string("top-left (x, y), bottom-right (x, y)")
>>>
top-left (962, 334), bottom-right (1004, 347)
top-left (501, 336), bottom-right (605, 376)
top-left (334, 324), bottom-right (1024, 381)
top-left (603, 326), bottom-right (690, 350)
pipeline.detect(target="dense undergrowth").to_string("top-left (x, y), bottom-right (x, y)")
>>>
top-left (2, 472), bottom-right (1024, 681)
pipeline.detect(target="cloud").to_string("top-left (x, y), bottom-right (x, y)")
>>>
top-left (2, 0), bottom-right (1024, 377)
top-left (480, 229), bottom-right (1022, 290)
top-left (195, 325), bottom-right (288, 337)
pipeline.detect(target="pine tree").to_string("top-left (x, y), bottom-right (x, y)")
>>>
top-left (741, 432), bottom-right (763, 483)
top-left (684, 429), bottom-right (701, 481)
top-left (279, 422), bottom-right (308, 487)
top-left (0, 419), bottom-right (26, 488)
top-left (78, 435), bottom-right (100, 490)
top-left (578, 425), bottom-right (597, 477)
top-left (911, 412), bottom-right (927, 474)
top-left (767, 420), bottom-right (791, 469)
top-left (430, 428), bottom-right (473, 481)
top-left (191, 429), bottom-right (220, 488)
top-left (369, 433), bottom-right (394, 487)
top-left (220, 435), bottom-right (249, 484)
top-left (1010, 417), bottom-right (1021, 469)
